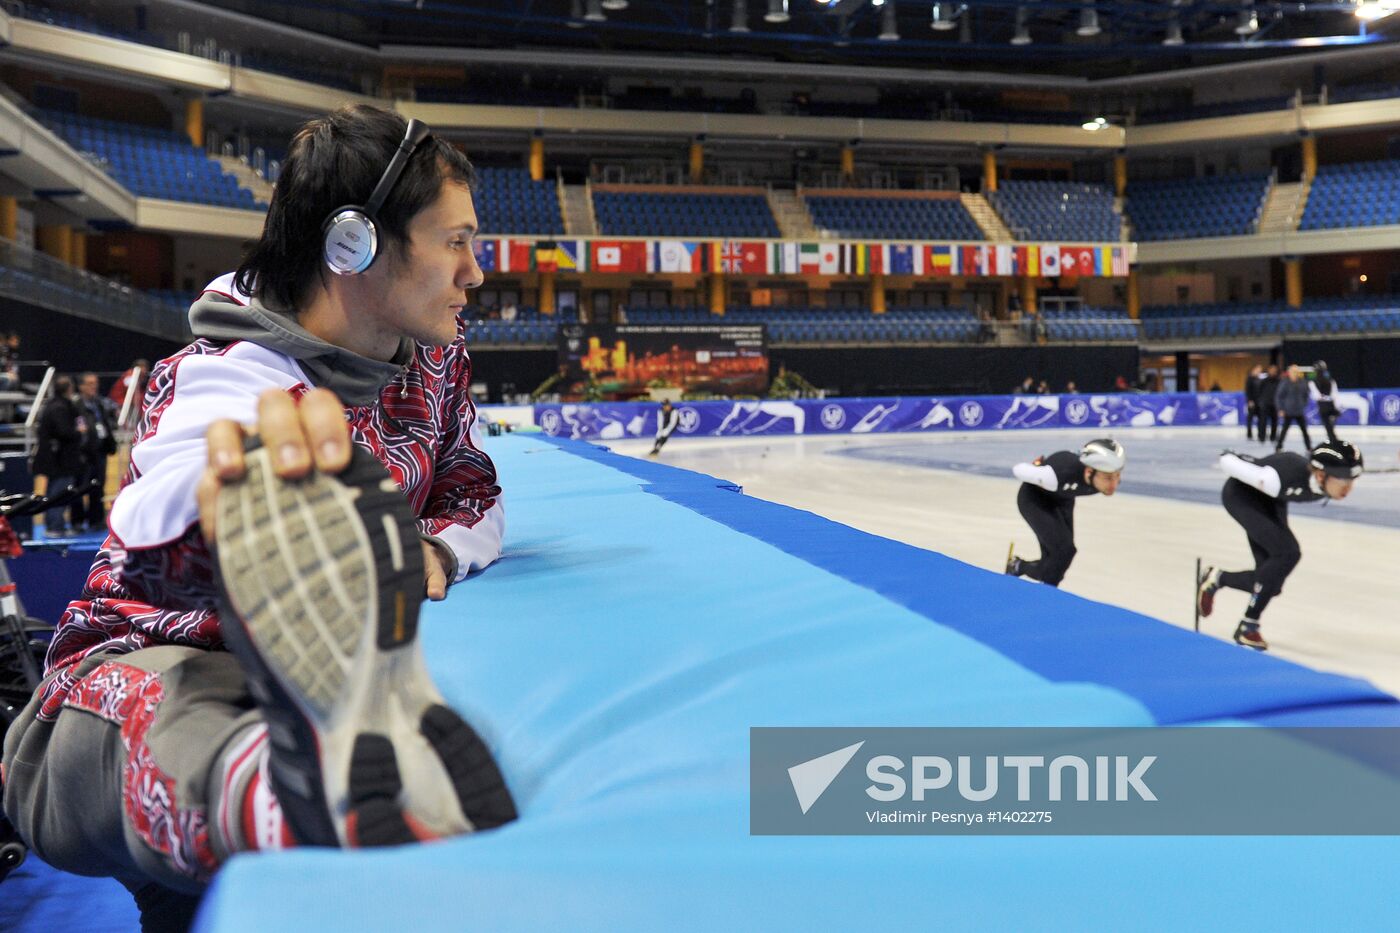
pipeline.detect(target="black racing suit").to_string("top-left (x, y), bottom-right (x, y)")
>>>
top-left (1013, 450), bottom-right (1100, 587)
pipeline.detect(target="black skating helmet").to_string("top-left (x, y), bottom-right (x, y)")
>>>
top-left (1310, 439), bottom-right (1363, 479)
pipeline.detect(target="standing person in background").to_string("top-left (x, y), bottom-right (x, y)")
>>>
top-left (1310, 360), bottom-right (1341, 444)
top-left (1198, 440), bottom-right (1363, 650)
top-left (74, 372), bottom-right (118, 531)
top-left (1257, 364), bottom-right (1280, 445)
top-left (1274, 365), bottom-right (1312, 452)
top-left (1005, 439), bottom-right (1126, 588)
top-left (650, 399), bottom-right (680, 457)
top-left (1244, 364), bottom-right (1263, 441)
top-left (30, 375), bottom-right (87, 537)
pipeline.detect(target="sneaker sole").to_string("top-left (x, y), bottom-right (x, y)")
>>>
top-left (214, 441), bottom-right (516, 847)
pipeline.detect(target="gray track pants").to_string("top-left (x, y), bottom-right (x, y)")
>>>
top-left (3, 646), bottom-right (263, 895)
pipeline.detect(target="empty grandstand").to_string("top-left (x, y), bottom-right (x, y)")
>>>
top-left (988, 181), bottom-right (1122, 243)
top-left (593, 190), bottom-right (779, 238)
top-left (1125, 173), bottom-right (1271, 241)
top-left (804, 194), bottom-right (983, 241)
top-left (1299, 160), bottom-right (1400, 231)
top-left (474, 168), bottom-right (565, 236)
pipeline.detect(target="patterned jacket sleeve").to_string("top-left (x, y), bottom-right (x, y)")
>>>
top-left (110, 344), bottom-right (305, 607)
top-left (417, 341), bottom-right (505, 583)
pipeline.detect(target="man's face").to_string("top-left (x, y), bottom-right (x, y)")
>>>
top-left (1090, 469), bottom-right (1121, 496)
top-left (80, 375), bottom-right (98, 398)
top-left (1321, 473), bottom-right (1354, 500)
top-left (360, 180), bottom-right (483, 350)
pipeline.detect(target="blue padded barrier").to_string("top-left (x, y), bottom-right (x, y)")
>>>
top-left (188, 435), bottom-right (1400, 932)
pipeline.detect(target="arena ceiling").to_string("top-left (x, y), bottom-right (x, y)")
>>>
top-left (185, 0), bottom-right (1400, 78)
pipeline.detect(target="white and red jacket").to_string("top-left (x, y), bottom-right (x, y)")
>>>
top-left (38, 275), bottom-right (504, 719)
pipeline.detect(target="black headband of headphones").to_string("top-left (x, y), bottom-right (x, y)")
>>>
top-left (364, 118), bottom-right (432, 218)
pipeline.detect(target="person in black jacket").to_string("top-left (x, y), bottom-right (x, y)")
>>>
top-left (1274, 365), bottom-right (1312, 452)
top-left (1310, 360), bottom-right (1341, 444)
top-left (1256, 364), bottom-right (1279, 444)
top-left (1005, 438), bottom-right (1125, 588)
top-left (1197, 440), bottom-right (1363, 651)
top-left (1244, 364), bottom-right (1263, 440)
top-left (30, 374), bottom-right (88, 536)
top-left (74, 371), bottom-right (118, 530)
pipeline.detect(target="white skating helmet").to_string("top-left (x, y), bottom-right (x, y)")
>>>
top-left (1079, 438), bottom-right (1126, 473)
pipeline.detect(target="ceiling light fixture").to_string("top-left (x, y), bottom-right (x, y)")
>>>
top-left (601, 0), bottom-right (629, 9)
top-left (583, 0), bottom-right (605, 22)
top-left (878, 1), bottom-right (899, 39)
top-left (1077, 2), bottom-right (1102, 37)
top-left (764, 0), bottom-right (790, 23)
top-left (730, 0), bottom-right (750, 32)
top-left (1011, 5), bottom-right (1032, 44)
top-left (1082, 116), bottom-right (1110, 131)
top-left (1163, 16), bottom-right (1184, 45)
top-left (931, 2), bottom-right (957, 30)
top-left (1235, 2), bottom-right (1259, 34)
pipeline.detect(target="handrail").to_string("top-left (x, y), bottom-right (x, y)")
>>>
top-left (22, 366), bottom-right (54, 459)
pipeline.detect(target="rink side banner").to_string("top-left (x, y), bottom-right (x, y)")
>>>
top-left (558, 323), bottom-right (768, 398)
top-left (534, 389), bottom-right (1400, 440)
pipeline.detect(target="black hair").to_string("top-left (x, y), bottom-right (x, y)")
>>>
top-left (235, 105), bottom-right (476, 313)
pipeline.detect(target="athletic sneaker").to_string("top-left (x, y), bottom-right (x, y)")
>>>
top-left (1196, 566), bottom-right (1220, 618)
top-left (213, 440), bottom-right (517, 848)
top-left (1233, 620), bottom-right (1268, 651)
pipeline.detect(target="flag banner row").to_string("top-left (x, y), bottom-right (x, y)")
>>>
top-left (472, 238), bottom-right (1132, 278)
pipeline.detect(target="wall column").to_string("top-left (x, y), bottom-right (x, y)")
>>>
top-left (840, 143), bottom-right (855, 183)
top-left (37, 225), bottom-right (73, 264)
top-left (1126, 268), bottom-right (1141, 320)
top-left (71, 229), bottom-right (87, 269)
top-left (529, 133), bottom-right (545, 182)
top-left (185, 97), bottom-right (204, 148)
top-left (982, 149), bottom-right (998, 193)
top-left (1284, 257), bottom-right (1303, 308)
top-left (689, 137), bottom-right (705, 184)
top-left (1018, 275), bottom-right (1037, 316)
top-left (870, 273), bottom-right (886, 314)
top-left (538, 270), bottom-right (556, 316)
top-left (1300, 134), bottom-right (1317, 184)
top-left (1113, 151), bottom-right (1128, 198)
top-left (0, 197), bottom-right (17, 241)
top-left (709, 271), bottom-right (726, 316)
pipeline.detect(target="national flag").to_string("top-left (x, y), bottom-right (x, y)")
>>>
top-left (473, 239), bottom-right (498, 273)
top-left (818, 242), bottom-right (842, 275)
top-left (992, 245), bottom-right (1014, 276)
top-left (1058, 245), bottom-right (1080, 276)
top-left (1013, 245), bottom-right (1040, 277)
top-left (772, 242), bottom-right (801, 274)
top-left (557, 240), bottom-right (588, 272)
top-left (889, 243), bottom-right (922, 275)
top-left (842, 243), bottom-right (877, 275)
top-left (718, 240), bottom-right (746, 273)
top-left (961, 245), bottom-right (986, 277)
top-left (799, 242), bottom-right (824, 273)
top-left (534, 241), bottom-right (559, 274)
top-left (929, 244), bottom-right (957, 276)
top-left (1076, 246), bottom-right (1096, 277)
top-left (655, 240), bottom-right (701, 273)
top-left (592, 240), bottom-right (648, 273)
top-left (499, 239), bottom-right (534, 273)
top-left (1111, 246), bottom-right (1130, 277)
top-left (1041, 244), bottom-right (1062, 276)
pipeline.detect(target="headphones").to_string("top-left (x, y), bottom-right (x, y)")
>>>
top-left (322, 118), bottom-right (433, 275)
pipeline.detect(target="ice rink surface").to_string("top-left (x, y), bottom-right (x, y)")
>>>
top-left (603, 426), bottom-right (1400, 696)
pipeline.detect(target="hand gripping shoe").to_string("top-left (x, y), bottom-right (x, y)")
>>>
top-left (213, 440), bottom-right (517, 847)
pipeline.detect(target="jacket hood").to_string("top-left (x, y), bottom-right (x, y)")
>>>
top-left (187, 273), bottom-right (413, 406)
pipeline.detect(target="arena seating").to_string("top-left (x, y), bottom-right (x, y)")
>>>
top-left (1299, 159), bottom-right (1400, 230)
top-left (626, 305), bottom-right (983, 344)
top-left (593, 191), bottom-right (779, 238)
top-left (461, 306), bottom-right (574, 346)
top-left (1038, 307), bottom-right (1138, 341)
top-left (1124, 173), bottom-right (1270, 241)
top-left (38, 111), bottom-right (264, 210)
top-left (987, 181), bottom-right (1121, 242)
top-left (803, 195), bottom-right (983, 240)
top-left (1141, 296), bottom-right (1400, 339)
top-left (473, 168), bottom-right (565, 235)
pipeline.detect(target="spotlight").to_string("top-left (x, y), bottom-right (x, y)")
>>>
top-left (1235, 3), bottom-right (1259, 34)
top-left (1011, 6), bottom-right (1032, 44)
top-left (584, 0), bottom-right (605, 21)
top-left (601, 0), bottom-right (628, 9)
top-left (568, 0), bottom-right (586, 27)
top-left (932, 2), bottom-right (957, 30)
top-left (1077, 3), bottom-right (1101, 36)
top-left (878, 1), bottom-right (899, 39)
top-left (1082, 116), bottom-right (1109, 131)
top-left (730, 0), bottom-right (749, 32)
top-left (1163, 17), bottom-right (1184, 45)
top-left (764, 0), bottom-right (789, 23)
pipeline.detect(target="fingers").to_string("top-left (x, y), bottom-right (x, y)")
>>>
top-left (422, 539), bottom-right (447, 601)
top-left (299, 388), bottom-right (353, 474)
top-left (196, 466), bottom-right (221, 542)
top-left (257, 389), bottom-right (312, 478)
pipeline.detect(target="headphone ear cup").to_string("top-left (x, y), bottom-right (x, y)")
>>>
top-left (323, 207), bottom-right (379, 275)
